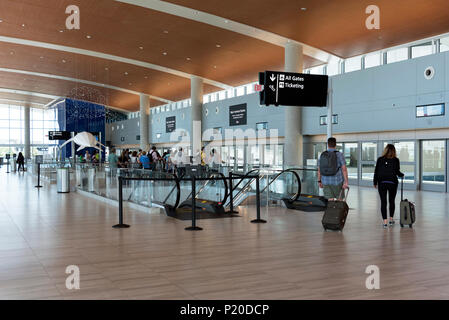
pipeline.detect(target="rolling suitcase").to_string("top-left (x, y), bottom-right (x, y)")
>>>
top-left (322, 188), bottom-right (349, 231)
top-left (400, 177), bottom-right (416, 228)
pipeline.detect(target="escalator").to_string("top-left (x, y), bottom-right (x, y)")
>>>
top-left (281, 168), bottom-right (328, 212)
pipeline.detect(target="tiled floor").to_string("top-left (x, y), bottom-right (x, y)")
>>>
top-left (1, 169), bottom-right (449, 299)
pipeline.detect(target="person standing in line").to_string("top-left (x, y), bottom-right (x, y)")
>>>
top-left (108, 148), bottom-right (118, 168)
top-left (317, 137), bottom-right (349, 200)
top-left (374, 144), bottom-right (405, 229)
top-left (139, 151), bottom-right (151, 170)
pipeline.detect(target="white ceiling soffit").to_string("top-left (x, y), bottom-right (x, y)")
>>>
top-left (0, 67), bottom-right (173, 104)
top-left (0, 88), bottom-right (59, 100)
top-left (0, 35), bottom-right (231, 90)
top-left (0, 98), bottom-right (45, 107)
top-left (116, 0), bottom-right (341, 64)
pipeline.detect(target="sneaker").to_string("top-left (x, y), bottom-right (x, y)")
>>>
top-left (389, 220), bottom-right (395, 226)
top-left (383, 224), bottom-right (388, 229)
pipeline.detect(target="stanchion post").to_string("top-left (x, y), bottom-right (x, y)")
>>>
top-left (35, 162), bottom-right (42, 188)
top-left (113, 176), bottom-right (130, 228)
top-left (186, 175), bottom-right (202, 231)
top-left (227, 172), bottom-right (238, 214)
top-left (251, 175), bottom-right (267, 224)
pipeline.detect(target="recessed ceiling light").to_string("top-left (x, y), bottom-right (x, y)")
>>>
top-left (139, 46), bottom-right (144, 50)
top-left (162, 52), bottom-right (167, 55)
top-left (144, 76), bottom-right (148, 79)
top-left (86, 35), bottom-right (92, 39)
top-left (40, 56), bottom-right (44, 59)
top-left (124, 72), bottom-right (128, 75)
top-left (163, 30), bottom-right (169, 34)
top-left (105, 67), bottom-right (109, 71)
top-left (10, 51), bottom-right (14, 55)
top-left (21, 23), bottom-right (25, 27)
top-left (213, 65), bottom-right (217, 69)
top-left (186, 57), bottom-right (191, 61)
top-left (62, 59), bottom-right (66, 63)
top-left (216, 44), bottom-right (221, 48)
top-left (301, 7), bottom-right (307, 11)
top-left (129, 83), bottom-right (132, 85)
top-left (0, 19), bottom-right (3, 23)
top-left (59, 30), bottom-right (64, 33)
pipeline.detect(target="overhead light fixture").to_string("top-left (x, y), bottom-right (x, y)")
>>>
top-left (213, 65), bottom-right (217, 69)
top-left (186, 57), bottom-right (191, 61)
top-left (40, 56), bottom-right (44, 59)
top-left (124, 72), bottom-right (128, 75)
top-left (21, 23), bottom-right (25, 27)
top-left (59, 30), bottom-right (64, 33)
top-left (129, 83), bottom-right (132, 85)
top-left (144, 76), bottom-right (148, 79)
top-left (216, 44), bottom-right (221, 48)
top-left (301, 7), bottom-right (307, 11)
top-left (0, 19), bottom-right (4, 23)
top-left (163, 30), bottom-right (169, 34)
top-left (86, 35), bottom-right (92, 39)
top-left (105, 67), bottom-right (109, 71)
top-left (162, 52), bottom-right (167, 55)
top-left (62, 59), bottom-right (66, 63)
top-left (139, 46), bottom-right (144, 50)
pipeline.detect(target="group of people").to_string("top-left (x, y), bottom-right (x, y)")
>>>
top-left (106, 145), bottom-right (222, 174)
top-left (80, 150), bottom-right (101, 163)
top-left (318, 137), bottom-right (404, 229)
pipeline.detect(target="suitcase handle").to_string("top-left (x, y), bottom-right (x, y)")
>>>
top-left (401, 176), bottom-right (404, 201)
top-left (338, 186), bottom-right (349, 202)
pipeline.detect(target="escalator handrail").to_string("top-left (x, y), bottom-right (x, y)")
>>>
top-left (261, 168), bottom-right (302, 202)
top-left (230, 169), bottom-right (261, 192)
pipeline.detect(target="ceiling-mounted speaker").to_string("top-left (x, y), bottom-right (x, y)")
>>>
top-left (424, 66), bottom-right (435, 80)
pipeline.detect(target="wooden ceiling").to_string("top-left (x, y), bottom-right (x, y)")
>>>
top-left (166, 0), bottom-right (449, 58)
top-left (0, 0), bottom-right (449, 111)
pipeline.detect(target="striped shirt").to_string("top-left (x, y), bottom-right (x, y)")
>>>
top-left (318, 149), bottom-right (345, 186)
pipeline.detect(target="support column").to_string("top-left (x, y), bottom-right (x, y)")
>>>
top-left (284, 42), bottom-right (304, 168)
top-left (139, 94), bottom-right (150, 151)
top-left (24, 105), bottom-right (31, 159)
top-left (327, 77), bottom-right (333, 139)
top-left (190, 76), bottom-right (203, 157)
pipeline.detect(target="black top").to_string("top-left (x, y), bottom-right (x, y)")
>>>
top-left (373, 156), bottom-right (404, 186)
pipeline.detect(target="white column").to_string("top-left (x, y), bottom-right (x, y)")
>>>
top-left (327, 77), bottom-right (333, 139)
top-left (284, 42), bottom-right (304, 168)
top-left (24, 105), bottom-right (31, 159)
top-left (191, 76), bottom-right (203, 156)
top-left (139, 94), bottom-right (150, 151)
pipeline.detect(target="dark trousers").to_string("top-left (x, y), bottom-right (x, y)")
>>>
top-left (17, 161), bottom-right (25, 171)
top-left (378, 182), bottom-right (398, 219)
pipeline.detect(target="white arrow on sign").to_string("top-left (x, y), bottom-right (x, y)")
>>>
top-left (270, 74), bottom-right (276, 82)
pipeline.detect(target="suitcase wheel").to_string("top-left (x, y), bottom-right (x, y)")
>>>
top-left (400, 224), bottom-right (404, 228)
top-left (409, 224), bottom-right (413, 228)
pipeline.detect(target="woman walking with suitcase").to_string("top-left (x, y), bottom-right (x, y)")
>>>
top-left (373, 144), bottom-right (404, 229)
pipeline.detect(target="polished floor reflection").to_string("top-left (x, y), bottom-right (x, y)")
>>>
top-left (1, 170), bottom-right (449, 300)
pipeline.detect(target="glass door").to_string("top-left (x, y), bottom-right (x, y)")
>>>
top-left (383, 141), bottom-right (417, 190)
top-left (421, 140), bottom-right (446, 192)
top-left (236, 145), bottom-right (245, 171)
top-left (343, 142), bottom-right (359, 184)
top-left (360, 142), bottom-right (378, 186)
top-left (247, 145), bottom-right (261, 170)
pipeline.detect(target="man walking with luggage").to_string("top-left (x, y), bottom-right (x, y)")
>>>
top-left (318, 137), bottom-right (349, 200)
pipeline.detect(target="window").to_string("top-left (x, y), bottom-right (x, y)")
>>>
top-left (364, 53), bottom-right (381, 69)
top-left (256, 122), bottom-right (268, 131)
top-left (156, 133), bottom-right (161, 139)
top-left (416, 104), bottom-right (445, 118)
top-left (387, 47), bottom-right (408, 64)
top-left (218, 90), bottom-right (226, 100)
top-left (320, 115), bottom-right (338, 125)
top-left (411, 42), bottom-right (433, 58)
top-left (345, 56), bottom-right (362, 73)
top-left (440, 37), bottom-right (449, 52)
top-left (309, 65), bottom-right (325, 75)
top-left (213, 127), bottom-right (222, 135)
top-left (236, 86), bottom-right (245, 97)
top-left (320, 116), bottom-right (327, 126)
top-left (326, 62), bottom-right (339, 76)
top-left (422, 140), bottom-right (445, 184)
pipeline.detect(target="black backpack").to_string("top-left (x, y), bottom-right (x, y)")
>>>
top-left (377, 157), bottom-right (395, 180)
top-left (319, 151), bottom-right (340, 176)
